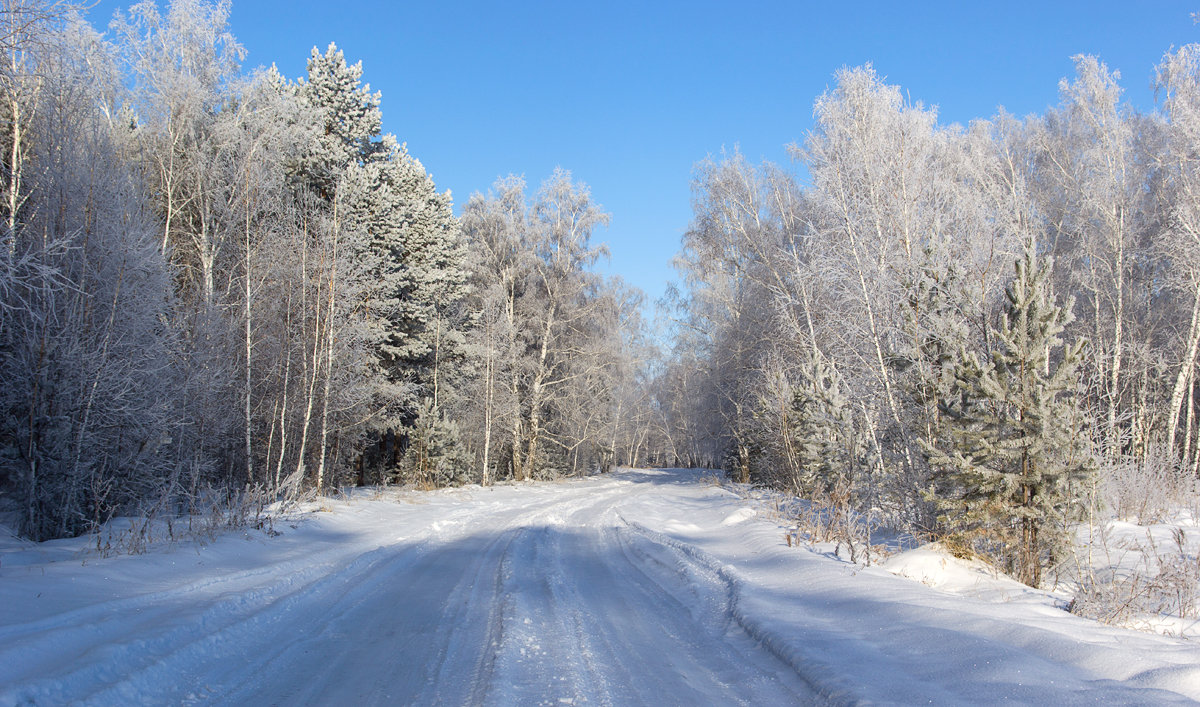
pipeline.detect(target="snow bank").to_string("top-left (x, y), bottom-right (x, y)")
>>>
top-left (879, 542), bottom-right (1052, 606)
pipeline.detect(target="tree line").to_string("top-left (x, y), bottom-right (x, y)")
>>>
top-left (652, 53), bottom-right (1200, 586)
top-left (0, 0), bottom-right (649, 540)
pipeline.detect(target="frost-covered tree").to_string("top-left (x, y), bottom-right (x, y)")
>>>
top-left (1037, 56), bottom-right (1151, 456)
top-left (0, 12), bottom-right (179, 539)
top-left (788, 352), bottom-right (868, 497)
top-left (293, 42), bottom-right (386, 198)
top-left (671, 151), bottom-right (799, 483)
top-left (398, 398), bottom-right (471, 488)
top-left (461, 170), bottom-right (631, 482)
top-left (1153, 44), bottom-right (1200, 472)
top-left (287, 44), bottom-right (470, 482)
top-left (362, 149), bottom-right (470, 415)
top-left (112, 0), bottom-right (245, 306)
top-left (111, 0), bottom-right (255, 489)
top-left (926, 249), bottom-right (1091, 586)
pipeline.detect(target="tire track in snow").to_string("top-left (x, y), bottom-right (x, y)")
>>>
top-left (0, 473), bottom-right (827, 705)
top-left (1, 494), bottom-right (493, 704)
top-left (484, 486), bottom-right (819, 706)
top-left (209, 481), bottom-right (638, 705)
top-left (481, 480), bottom-right (645, 706)
top-left (576, 517), bottom-right (815, 704)
top-left (0, 538), bottom-right (429, 705)
top-left (618, 518), bottom-right (862, 705)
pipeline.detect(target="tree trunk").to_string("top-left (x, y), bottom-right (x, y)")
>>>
top-left (431, 315), bottom-right (441, 409)
top-left (1166, 285), bottom-right (1200, 456)
top-left (243, 181), bottom-right (254, 486)
top-left (481, 320), bottom-right (494, 486)
top-left (6, 83), bottom-right (22, 253)
top-left (1108, 205), bottom-right (1125, 454)
top-left (1020, 514), bottom-right (1040, 588)
top-left (295, 225), bottom-right (322, 484)
top-left (274, 302), bottom-right (293, 492)
top-left (315, 196), bottom-right (340, 493)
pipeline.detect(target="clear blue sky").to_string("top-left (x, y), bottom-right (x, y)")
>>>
top-left (88, 1), bottom-right (1198, 306)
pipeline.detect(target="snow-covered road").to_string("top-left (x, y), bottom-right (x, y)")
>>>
top-left (2, 468), bottom-right (1199, 705)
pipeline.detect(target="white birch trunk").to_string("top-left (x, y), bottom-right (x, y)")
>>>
top-left (315, 196), bottom-right (340, 492)
top-left (1167, 286), bottom-right (1200, 455)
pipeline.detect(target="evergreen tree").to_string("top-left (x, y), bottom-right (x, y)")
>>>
top-left (399, 398), bottom-right (471, 487)
top-left (294, 43), bottom-right (386, 197)
top-left (789, 351), bottom-right (856, 496)
top-left (378, 150), bottom-right (470, 412)
top-left (893, 251), bottom-right (976, 531)
top-left (926, 248), bottom-right (1091, 586)
top-left (287, 44), bottom-right (471, 476)
top-left (787, 351), bottom-right (878, 561)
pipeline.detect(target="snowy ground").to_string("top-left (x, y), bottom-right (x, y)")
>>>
top-left (1, 468), bottom-right (1199, 705)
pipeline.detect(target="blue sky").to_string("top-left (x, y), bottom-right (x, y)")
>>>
top-left (89, 1), bottom-right (1198, 306)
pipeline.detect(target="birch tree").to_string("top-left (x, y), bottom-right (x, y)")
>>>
top-left (0, 13), bottom-right (178, 539)
top-left (461, 171), bottom-right (623, 481)
top-left (1153, 44), bottom-right (1200, 469)
top-left (1038, 56), bottom-right (1149, 456)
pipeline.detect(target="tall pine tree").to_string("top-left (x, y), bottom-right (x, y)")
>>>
top-left (287, 43), bottom-right (471, 480)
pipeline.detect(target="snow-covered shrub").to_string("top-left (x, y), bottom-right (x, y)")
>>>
top-left (790, 481), bottom-right (872, 564)
top-left (1070, 526), bottom-right (1200, 628)
top-left (1103, 446), bottom-right (1198, 524)
top-left (86, 482), bottom-right (280, 557)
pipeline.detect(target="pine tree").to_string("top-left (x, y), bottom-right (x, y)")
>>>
top-left (294, 43), bottom-right (386, 198)
top-left (893, 251), bottom-right (976, 531)
top-left (378, 149), bottom-right (470, 411)
top-left (895, 252), bottom-right (974, 441)
top-left (926, 248), bottom-right (1091, 586)
top-left (787, 351), bottom-right (877, 561)
top-left (399, 398), bottom-right (471, 487)
top-left (789, 351), bottom-right (856, 496)
top-left (288, 44), bottom-right (471, 476)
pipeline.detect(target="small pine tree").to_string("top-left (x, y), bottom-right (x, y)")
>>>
top-left (926, 248), bottom-right (1091, 586)
top-left (895, 252), bottom-right (973, 445)
top-left (789, 351), bottom-right (856, 496)
top-left (399, 398), bottom-right (471, 488)
top-left (893, 252), bottom-right (976, 532)
top-left (788, 351), bottom-right (877, 561)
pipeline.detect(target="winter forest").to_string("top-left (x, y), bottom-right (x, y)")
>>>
top-left (3, 0), bottom-right (1200, 604)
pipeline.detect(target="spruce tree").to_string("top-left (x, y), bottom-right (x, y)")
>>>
top-left (927, 248), bottom-right (1091, 586)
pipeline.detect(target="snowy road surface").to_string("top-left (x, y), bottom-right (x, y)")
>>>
top-left (2, 468), bottom-right (1199, 705)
